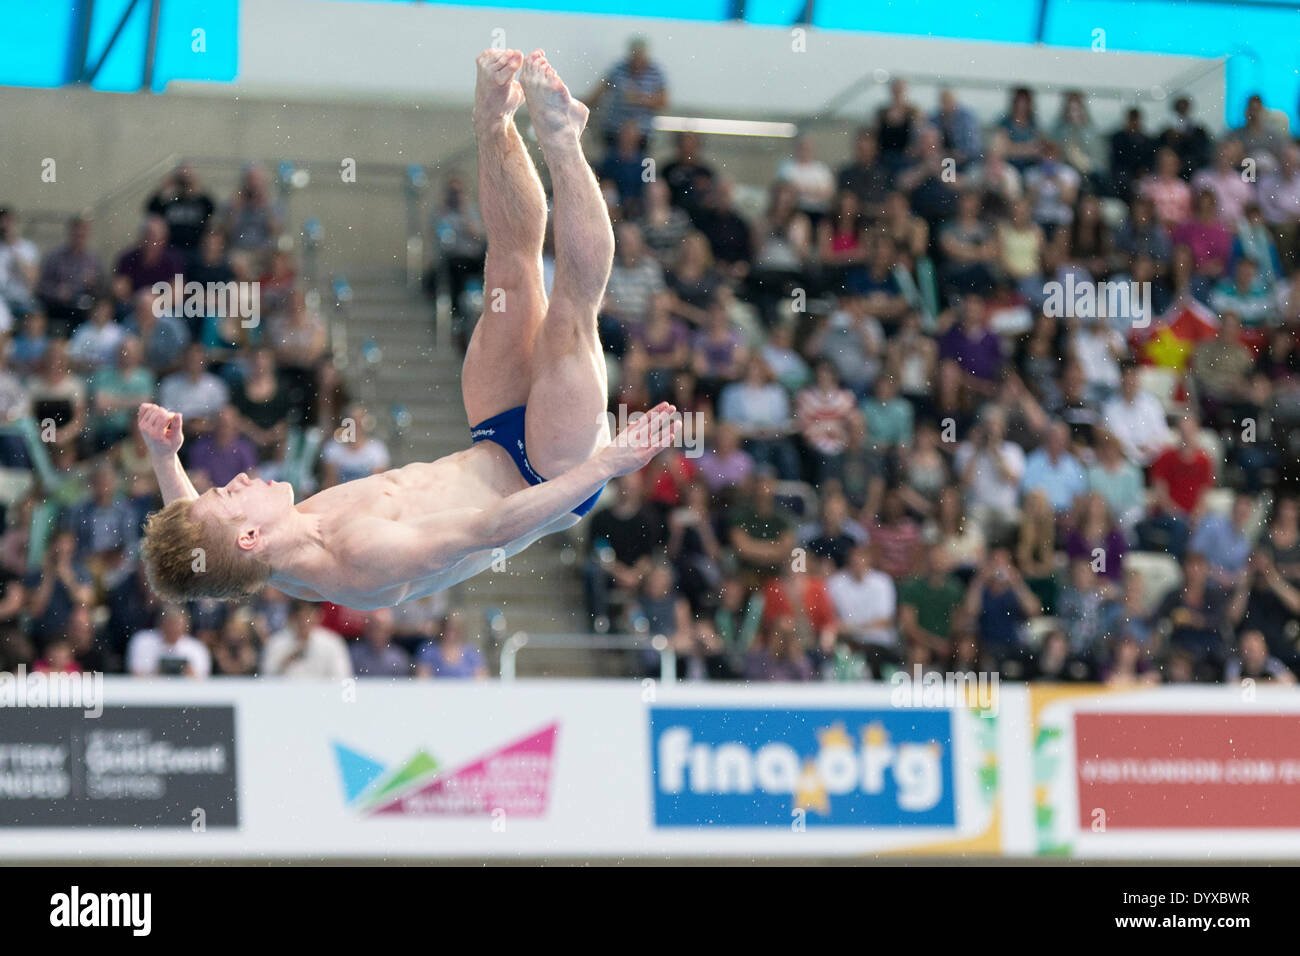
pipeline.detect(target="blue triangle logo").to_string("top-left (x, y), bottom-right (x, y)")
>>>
top-left (332, 741), bottom-right (387, 804)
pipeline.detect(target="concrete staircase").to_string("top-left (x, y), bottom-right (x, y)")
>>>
top-left (332, 269), bottom-right (599, 676)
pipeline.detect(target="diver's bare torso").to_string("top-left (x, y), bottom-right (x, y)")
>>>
top-left (271, 442), bottom-right (579, 609)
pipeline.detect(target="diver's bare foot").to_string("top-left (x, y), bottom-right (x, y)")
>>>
top-left (519, 49), bottom-right (588, 147)
top-left (473, 49), bottom-right (524, 133)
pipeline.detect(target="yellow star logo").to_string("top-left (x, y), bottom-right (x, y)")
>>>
top-left (817, 722), bottom-right (853, 751)
top-left (793, 759), bottom-right (830, 816)
top-left (863, 722), bottom-right (889, 749)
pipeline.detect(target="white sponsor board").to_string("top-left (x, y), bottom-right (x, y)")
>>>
top-left (3, 679), bottom-right (1298, 859)
top-left (0, 679), bottom-right (1011, 859)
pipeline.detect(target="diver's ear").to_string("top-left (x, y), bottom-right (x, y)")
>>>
top-left (237, 527), bottom-right (260, 552)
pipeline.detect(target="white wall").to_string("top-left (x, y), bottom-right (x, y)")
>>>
top-left (216, 0), bottom-right (1225, 131)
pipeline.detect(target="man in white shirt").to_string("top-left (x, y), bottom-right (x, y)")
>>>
top-left (261, 601), bottom-right (353, 680)
top-left (827, 545), bottom-right (897, 651)
top-left (158, 342), bottom-right (229, 434)
top-left (127, 606), bottom-right (211, 677)
top-left (1101, 362), bottom-right (1173, 466)
top-left (954, 407), bottom-right (1026, 538)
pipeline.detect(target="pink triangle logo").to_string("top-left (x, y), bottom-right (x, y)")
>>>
top-left (367, 723), bottom-right (559, 817)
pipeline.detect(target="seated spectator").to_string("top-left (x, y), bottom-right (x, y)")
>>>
top-left (689, 178), bottom-right (752, 281)
top-left (1101, 362), bottom-right (1173, 466)
top-left (269, 288), bottom-right (328, 422)
top-left (11, 309), bottom-right (49, 374)
top-left (231, 346), bottom-right (292, 458)
top-left (717, 358), bottom-right (799, 480)
top-left (697, 423), bottom-right (755, 495)
top-left (211, 608), bottom-right (260, 676)
top-left (861, 369), bottom-right (914, 453)
top-left (1231, 551), bottom-right (1300, 672)
top-left (598, 119), bottom-right (650, 216)
top-left (158, 342), bottom-right (229, 436)
top-left (795, 362), bottom-right (859, 485)
top-left (960, 548), bottom-right (1040, 664)
top-left (1021, 420), bottom-right (1086, 513)
top-left (146, 164), bottom-right (216, 254)
top-left (1191, 140), bottom-right (1255, 226)
top-left (631, 292), bottom-right (689, 403)
top-left (67, 298), bottom-right (127, 374)
top-left (127, 606), bottom-right (211, 678)
top-left (817, 190), bottom-right (870, 293)
top-left (660, 130), bottom-right (714, 213)
top-left (938, 294), bottom-right (1001, 393)
top-left (1065, 492), bottom-right (1127, 583)
top-left (37, 214), bottom-right (103, 331)
top-left (1158, 96), bottom-right (1212, 179)
top-left (1210, 257), bottom-right (1278, 329)
top-left (605, 222), bottom-right (664, 328)
top-left (127, 287), bottom-right (190, 373)
top-left (1171, 189), bottom-right (1233, 281)
top-left (955, 407), bottom-right (1026, 542)
top-left (869, 488), bottom-right (922, 580)
top-left (807, 292), bottom-right (884, 397)
top-left (743, 616), bottom-right (815, 681)
top-left (1155, 550), bottom-right (1231, 671)
top-left (1101, 633), bottom-right (1159, 687)
top-left (1139, 147), bottom-right (1193, 227)
top-left (1070, 313), bottom-right (1125, 405)
top-left (728, 472), bottom-right (797, 588)
top-left (1114, 195), bottom-right (1173, 265)
top-left (218, 163), bottom-right (285, 261)
top-left (837, 127), bottom-right (891, 217)
top-left (898, 543), bottom-right (965, 658)
top-left (65, 464), bottom-right (137, 562)
top-left (415, 611), bottom-right (487, 679)
top-left (1224, 629), bottom-right (1296, 684)
top-left (88, 335), bottom-right (155, 451)
top-left (0, 207), bottom-right (39, 319)
top-left (639, 179), bottom-right (692, 262)
top-left (691, 295), bottom-right (748, 403)
top-left (1024, 141), bottom-right (1080, 232)
top-left (1139, 413), bottom-right (1214, 558)
top-left (1109, 107), bottom-right (1156, 202)
top-left (801, 489), bottom-right (867, 571)
top-left (349, 608), bottom-right (412, 678)
top-left (776, 136), bottom-right (836, 224)
top-left (1016, 489), bottom-right (1060, 614)
top-left (1192, 311), bottom-right (1255, 427)
top-left (114, 215), bottom-right (185, 293)
top-left (321, 405), bottom-right (390, 487)
top-left (1188, 494), bottom-right (1255, 586)
top-left (261, 601), bottom-right (352, 679)
top-left (827, 544), bottom-right (898, 672)
top-left (29, 340), bottom-right (87, 452)
top-left (665, 481), bottom-right (723, 613)
top-left (586, 473), bottom-right (660, 626)
top-left (187, 405), bottom-right (259, 489)
top-left (997, 197), bottom-right (1045, 294)
top-left (998, 87), bottom-right (1043, 173)
top-left (1057, 559), bottom-right (1122, 660)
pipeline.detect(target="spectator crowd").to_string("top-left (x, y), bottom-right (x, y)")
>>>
top-left (5, 40), bottom-right (1300, 686)
top-left (0, 162), bottom-right (477, 681)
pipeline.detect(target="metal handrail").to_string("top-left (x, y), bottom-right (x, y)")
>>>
top-left (498, 631), bottom-right (675, 682)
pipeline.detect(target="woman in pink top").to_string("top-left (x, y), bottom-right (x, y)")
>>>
top-left (1171, 189), bottom-right (1232, 278)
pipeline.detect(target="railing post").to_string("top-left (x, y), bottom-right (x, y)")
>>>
top-left (652, 634), bottom-right (676, 683)
top-left (500, 632), bottom-right (528, 681)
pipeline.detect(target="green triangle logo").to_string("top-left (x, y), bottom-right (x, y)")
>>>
top-left (356, 749), bottom-right (439, 811)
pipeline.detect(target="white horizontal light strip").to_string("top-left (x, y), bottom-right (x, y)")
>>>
top-left (653, 115), bottom-right (800, 138)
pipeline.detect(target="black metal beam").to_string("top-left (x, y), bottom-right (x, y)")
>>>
top-left (142, 0), bottom-right (162, 91)
top-left (80, 0), bottom-right (143, 85)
